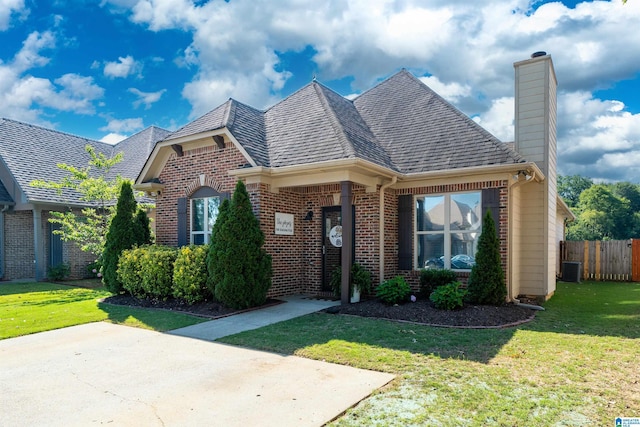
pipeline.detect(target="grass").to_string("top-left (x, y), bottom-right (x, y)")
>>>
top-left (220, 281), bottom-right (640, 426)
top-left (0, 281), bottom-right (208, 340)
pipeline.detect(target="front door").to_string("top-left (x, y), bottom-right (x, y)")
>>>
top-left (321, 206), bottom-right (355, 291)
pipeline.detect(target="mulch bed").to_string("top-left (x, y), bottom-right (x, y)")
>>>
top-left (102, 293), bottom-right (537, 328)
top-left (324, 299), bottom-right (537, 329)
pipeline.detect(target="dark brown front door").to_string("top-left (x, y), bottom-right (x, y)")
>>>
top-left (321, 206), bottom-right (355, 291)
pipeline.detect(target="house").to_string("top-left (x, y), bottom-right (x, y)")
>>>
top-left (136, 52), bottom-right (574, 302)
top-left (0, 120), bottom-right (169, 281)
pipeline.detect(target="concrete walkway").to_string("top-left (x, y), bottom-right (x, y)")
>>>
top-left (171, 294), bottom-right (341, 340)
top-left (0, 295), bottom-right (394, 426)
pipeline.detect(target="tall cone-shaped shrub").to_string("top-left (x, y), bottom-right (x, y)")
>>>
top-left (102, 182), bottom-right (151, 293)
top-left (206, 198), bottom-right (231, 294)
top-left (466, 210), bottom-right (507, 305)
top-left (213, 181), bottom-right (272, 309)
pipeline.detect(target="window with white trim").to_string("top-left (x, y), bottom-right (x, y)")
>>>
top-left (191, 196), bottom-right (221, 245)
top-left (416, 192), bottom-right (482, 270)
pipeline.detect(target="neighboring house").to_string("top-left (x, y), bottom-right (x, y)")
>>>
top-left (0, 120), bottom-right (170, 281)
top-left (136, 53), bottom-right (574, 302)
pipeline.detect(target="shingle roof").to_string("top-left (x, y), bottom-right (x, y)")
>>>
top-left (0, 118), bottom-right (168, 205)
top-left (165, 69), bottom-right (523, 174)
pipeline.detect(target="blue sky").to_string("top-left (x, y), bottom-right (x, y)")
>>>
top-left (1, 0), bottom-right (639, 182)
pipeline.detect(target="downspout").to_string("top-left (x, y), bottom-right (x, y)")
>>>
top-left (379, 176), bottom-right (397, 284)
top-left (0, 204), bottom-right (8, 279)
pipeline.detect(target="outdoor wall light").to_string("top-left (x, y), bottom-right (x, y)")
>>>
top-left (303, 211), bottom-right (314, 221)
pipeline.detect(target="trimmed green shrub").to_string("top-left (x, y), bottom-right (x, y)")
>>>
top-left (419, 268), bottom-right (457, 297)
top-left (47, 263), bottom-right (70, 281)
top-left (376, 276), bottom-right (411, 305)
top-left (466, 210), bottom-right (507, 306)
top-left (118, 247), bottom-right (146, 298)
top-left (330, 262), bottom-right (373, 298)
top-left (430, 281), bottom-right (467, 310)
top-left (139, 245), bottom-right (178, 300)
top-left (133, 209), bottom-right (153, 245)
top-left (214, 181), bottom-right (272, 309)
top-left (173, 245), bottom-right (211, 304)
top-left (206, 198), bottom-right (231, 295)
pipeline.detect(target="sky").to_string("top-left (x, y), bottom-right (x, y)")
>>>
top-left (1, 0), bottom-right (639, 183)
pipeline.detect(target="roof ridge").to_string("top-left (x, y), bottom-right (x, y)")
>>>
top-left (0, 117), bottom-right (104, 146)
top-left (312, 83), bottom-right (356, 158)
top-left (222, 98), bottom-right (234, 127)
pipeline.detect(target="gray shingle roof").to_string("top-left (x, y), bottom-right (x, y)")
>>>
top-left (0, 118), bottom-right (168, 205)
top-left (165, 69), bottom-right (523, 174)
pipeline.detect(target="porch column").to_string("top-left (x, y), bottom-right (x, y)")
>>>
top-left (33, 207), bottom-right (45, 281)
top-left (341, 181), bottom-right (353, 304)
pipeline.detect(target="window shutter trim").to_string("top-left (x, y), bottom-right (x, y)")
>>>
top-left (177, 197), bottom-right (188, 247)
top-left (398, 194), bottom-right (413, 270)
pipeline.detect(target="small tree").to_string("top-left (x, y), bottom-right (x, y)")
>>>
top-left (214, 181), bottom-right (272, 309)
top-left (466, 210), bottom-right (507, 306)
top-left (206, 198), bottom-right (231, 294)
top-left (102, 181), bottom-right (150, 293)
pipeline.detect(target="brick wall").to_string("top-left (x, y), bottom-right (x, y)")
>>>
top-left (4, 210), bottom-right (35, 280)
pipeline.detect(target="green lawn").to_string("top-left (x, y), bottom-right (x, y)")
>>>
top-left (0, 282), bottom-right (208, 340)
top-left (220, 281), bottom-right (640, 426)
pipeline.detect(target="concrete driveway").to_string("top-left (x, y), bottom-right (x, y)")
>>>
top-left (0, 322), bottom-right (394, 426)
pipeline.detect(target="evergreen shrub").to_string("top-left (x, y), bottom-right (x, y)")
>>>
top-left (173, 245), bottom-right (211, 304)
top-left (139, 245), bottom-right (178, 300)
top-left (206, 198), bottom-right (230, 295)
top-left (330, 262), bottom-right (372, 298)
top-left (419, 268), bottom-right (458, 297)
top-left (118, 247), bottom-right (146, 298)
top-left (376, 276), bottom-right (411, 305)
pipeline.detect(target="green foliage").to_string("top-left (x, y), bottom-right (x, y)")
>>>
top-left (376, 276), bottom-right (411, 305)
top-left (30, 145), bottom-right (126, 257)
top-left (213, 181), bottom-right (272, 309)
top-left (86, 260), bottom-right (102, 278)
top-left (419, 268), bottom-right (457, 297)
top-left (138, 246), bottom-right (178, 300)
top-left (466, 210), bottom-right (506, 306)
top-left (330, 262), bottom-right (373, 297)
top-left (173, 245), bottom-right (211, 304)
top-left (117, 247), bottom-right (146, 298)
top-left (429, 281), bottom-right (466, 310)
top-left (206, 198), bottom-right (231, 294)
top-left (133, 209), bottom-right (153, 245)
top-left (46, 263), bottom-right (71, 281)
top-left (102, 182), bottom-right (145, 293)
top-left (558, 174), bottom-right (593, 208)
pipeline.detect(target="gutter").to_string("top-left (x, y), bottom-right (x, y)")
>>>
top-left (379, 176), bottom-right (397, 284)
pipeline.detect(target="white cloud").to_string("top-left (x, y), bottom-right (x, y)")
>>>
top-left (0, 0), bottom-right (26, 31)
top-left (99, 117), bottom-right (144, 133)
top-left (100, 133), bottom-right (128, 144)
top-left (103, 55), bottom-right (141, 78)
top-left (473, 97), bottom-right (514, 143)
top-left (419, 76), bottom-right (472, 104)
top-left (128, 87), bottom-right (166, 109)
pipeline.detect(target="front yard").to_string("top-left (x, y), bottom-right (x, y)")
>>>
top-left (220, 281), bottom-right (640, 426)
top-left (0, 281), bottom-right (207, 339)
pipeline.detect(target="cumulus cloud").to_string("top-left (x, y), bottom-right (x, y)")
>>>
top-left (0, 31), bottom-right (104, 122)
top-left (100, 133), bottom-right (128, 144)
top-left (103, 55), bottom-right (141, 78)
top-left (128, 87), bottom-right (166, 109)
top-left (0, 0), bottom-right (26, 31)
top-left (97, 0), bottom-right (640, 181)
top-left (99, 117), bottom-right (144, 133)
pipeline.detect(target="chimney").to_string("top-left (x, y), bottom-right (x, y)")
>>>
top-left (513, 52), bottom-right (557, 177)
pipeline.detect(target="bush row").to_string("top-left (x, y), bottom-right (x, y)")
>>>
top-left (118, 245), bottom-right (211, 304)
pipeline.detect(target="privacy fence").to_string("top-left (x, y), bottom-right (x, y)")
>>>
top-left (560, 239), bottom-right (640, 282)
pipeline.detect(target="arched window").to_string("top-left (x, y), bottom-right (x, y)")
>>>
top-left (189, 187), bottom-right (224, 245)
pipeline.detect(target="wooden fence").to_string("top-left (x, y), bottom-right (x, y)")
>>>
top-left (560, 239), bottom-right (640, 282)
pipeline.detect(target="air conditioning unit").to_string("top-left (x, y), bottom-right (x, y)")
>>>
top-left (562, 262), bottom-right (581, 283)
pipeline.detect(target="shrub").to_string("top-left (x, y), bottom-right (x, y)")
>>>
top-left (214, 181), bottom-right (272, 309)
top-left (430, 281), bottom-right (467, 310)
top-left (376, 276), bottom-right (411, 305)
top-left (466, 210), bottom-right (507, 306)
top-left (330, 262), bottom-right (373, 298)
top-left (118, 247), bottom-right (146, 298)
top-left (47, 263), bottom-right (70, 281)
top-left (139, 245), bottom-right (178, 300)
top-left (206, 198), bottom-right (230, 295)
top-left (173, 245), bottom-right (211, 304)
top-left (419, 268), bottom-right (457, 297)
top-left (86, 260), bottom-right (102, 278)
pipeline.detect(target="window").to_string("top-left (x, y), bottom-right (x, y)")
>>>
top-left (191, 196), bottom-right (221, 244)
top-left (416, 192), bottom-right (481, 270)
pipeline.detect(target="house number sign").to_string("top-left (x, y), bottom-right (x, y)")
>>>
top-left (329, 225), bottom-right (343, 247)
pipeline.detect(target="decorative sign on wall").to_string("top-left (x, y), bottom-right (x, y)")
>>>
top-left (275, 212), bottom-right (294, 235)
top-left (329, 225), bottom-right (343, 247)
